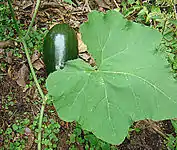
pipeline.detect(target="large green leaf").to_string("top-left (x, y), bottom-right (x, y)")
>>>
top-left (46, 10), bottom-right (177, 144)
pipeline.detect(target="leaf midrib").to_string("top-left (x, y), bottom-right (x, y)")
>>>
top-left (100, 70), bottom-right (172, 102)
top-left (61, 68), bottom-right (172, 102)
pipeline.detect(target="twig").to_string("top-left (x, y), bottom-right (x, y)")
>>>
top-left (40, 2), bottom-right (60, 9)
top-left (113, 0), bottom-right (119, 8)
top-left (84, 0), bottom-right (91, 12)
top-left (144, 120), bottom-right (168, 139)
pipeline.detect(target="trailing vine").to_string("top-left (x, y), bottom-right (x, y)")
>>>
top-left (7, 0), bottom-right (46, 149)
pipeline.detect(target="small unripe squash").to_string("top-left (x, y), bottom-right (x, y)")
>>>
top-left (43, 24), bottom-right (78, 74)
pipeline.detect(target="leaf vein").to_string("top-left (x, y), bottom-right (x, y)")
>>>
top-left (101, 71), bottom-right (173, 102)
top-left (124, 74), bottom-right (141, 113)
top-left (102, 77), bottom-right (116, 136)
top-left (102, 45), bottom-right (128, 63)
top-left (69, 73), bottom-right (91, 110)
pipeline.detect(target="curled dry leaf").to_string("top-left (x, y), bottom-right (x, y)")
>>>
top-left (16, 64), bottom-right (29, 87)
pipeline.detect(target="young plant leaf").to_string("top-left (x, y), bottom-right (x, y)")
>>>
top-left (46, 10), bottom-right (177, 144)
top-left (63, 0), bottom-right (73, 5)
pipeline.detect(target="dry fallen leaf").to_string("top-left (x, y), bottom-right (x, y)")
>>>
top-left (16, 64), bottom-right (29, 87)
top-left (31, 51), bottom-right (44, 70)
top-left (94, 0), bottom-right (110, 9)
top-left (31, 50), bottom-right (40, 63)
top-left (77, 33), bottom-right (96, 67)
top-left (33, 59), bottom-right (44, 70)
top-left (77, 33), bottom-right (87, 53)
top-left (0, 40), bottom-right (14, 49)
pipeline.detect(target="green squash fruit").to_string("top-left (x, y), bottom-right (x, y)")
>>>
top-left (43, 24), bottom-right (78, 74)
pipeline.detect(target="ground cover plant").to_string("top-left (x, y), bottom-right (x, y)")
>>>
top-left (0, 0), bottom-right (177, 149)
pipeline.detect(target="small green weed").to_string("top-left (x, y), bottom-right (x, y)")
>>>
top-left (24, 28), bottom-right (47, 54)
top-left (0, 2), bottom-right (18, 41)
top-left (120, 0), bottom-right (177, 73)
top-left (31, 115), bottom-right (61, 150)
top-left (68, 124), bottom-right (117, 150)
top-left (41, 118), bottom-right (60, 149)
top-left (1, 118), bottom-right (30, 149)
top-left (165, 120), bottom-right (177, 149)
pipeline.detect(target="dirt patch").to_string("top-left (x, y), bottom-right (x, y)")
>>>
top-left (118, 120), bottom-right (175, 150)
top-left (119, 127), bottom-right (166, 150)
top-left (0, 76), bottom-right (27, 122)
top-left (0, 75), bottom-right (30, 147)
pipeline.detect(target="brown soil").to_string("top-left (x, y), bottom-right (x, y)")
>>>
top-left (118, 120), bottom-right (174, 150)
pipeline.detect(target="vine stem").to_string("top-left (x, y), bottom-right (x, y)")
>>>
top-left (38, 96), bottom-right (47, 150)
top-left (7, 0), bottom-right (46, 150)
top-left (22, 39), bottom-right (44, 98)
top-left (24, 0), bottom-right (41, 39)
top-left (7, 0), bottom-right (21, 36)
